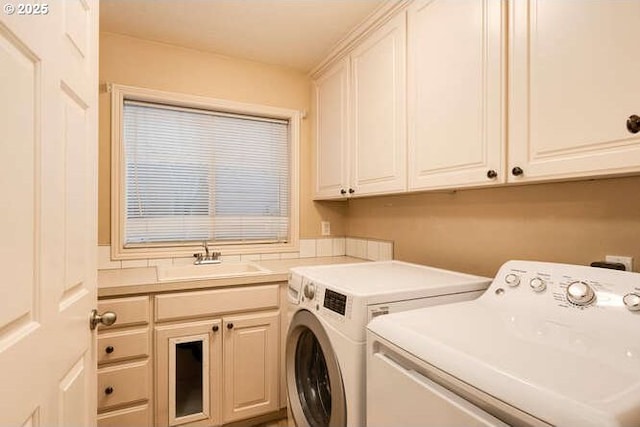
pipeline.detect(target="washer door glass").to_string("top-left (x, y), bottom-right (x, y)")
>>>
top-left (295, 328), bottom-right (332, 427)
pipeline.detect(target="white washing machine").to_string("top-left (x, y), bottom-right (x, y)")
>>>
top-left (285, 261), bottom-right (491, 427)
top-left (367, 260), bottom-right (640, 427)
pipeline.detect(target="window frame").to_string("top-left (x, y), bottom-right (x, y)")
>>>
top-left (110, 84), bottom-right (300, 260)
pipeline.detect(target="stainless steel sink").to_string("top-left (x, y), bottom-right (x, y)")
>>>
top-left (156, 262), bottom-right (271, 282)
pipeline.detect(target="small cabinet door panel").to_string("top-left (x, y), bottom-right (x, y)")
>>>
top-left (408, 0), bottom-right (505, 190)
top-left (223, 311), bottom-right (280, 423)
top-left (509, 0), bottom-right (640, 181)
top-left (155, 320), bottom-right (223, 427)
top-left (350, 13), bottom-right (407, 196)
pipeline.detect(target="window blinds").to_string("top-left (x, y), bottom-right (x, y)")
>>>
top-left (123, 100), bottom-right (290, 245)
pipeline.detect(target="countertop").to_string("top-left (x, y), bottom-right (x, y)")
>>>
top-left (98, 256), bottom-right (364, 298)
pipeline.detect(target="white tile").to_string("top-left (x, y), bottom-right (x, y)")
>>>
top-left (367, 241), bottom-right (380, 261)
top-left (173, 257), bottom-right (194, 266)
top-left (378, 242), bottom-right (393, 261)
top-left (148, 258), bottom-right (173, 267)
top-left (332, 238), bottom-right (346, 256)
top-left (299, 239), bottom-right (317, 258)
top-left (345, 238), bottom-right (357, 257)
top-left (121, 259), bottom-right (149, 269)
top-left (97, 245), bottom-right (121, 270)
top-left (346, 238), bottom-right (367, 259)
top-left (221, 254), bottom-right (241, 263)
top-left (316, 239), bottom-right (333, 257)
top-left (280, 252), bottom-right (300, 259)
top-left (260, 253), bottom-right (281, 260)
top-left (241, 254), bottom-right (261, 262)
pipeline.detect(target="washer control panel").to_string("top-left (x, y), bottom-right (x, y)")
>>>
top-left (489, 260), bottom-right (640, 313)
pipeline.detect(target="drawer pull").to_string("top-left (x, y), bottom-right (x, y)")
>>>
top-left (212, 325), bottom-right (219, 332)
top-left (105, 345), bottom-right (114, 354)
top-left (105, 386), bottom-right (114, 395)
top-left (227, 322), bottom-right (234, 330)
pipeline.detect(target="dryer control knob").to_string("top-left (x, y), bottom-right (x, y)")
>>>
top-left (304, 283), bottom-right (316, 300)
top-left (566, 281), bottom-right (596, 306)
top-left (623, 293), bottom-right (640, 312)
top-left (529, 277), bottom-right (546, 292)
top-left (504, 273), bottom-right (520, 287)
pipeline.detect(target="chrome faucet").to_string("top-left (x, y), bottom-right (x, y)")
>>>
top-left (193, 241), bottom-right (222, 265)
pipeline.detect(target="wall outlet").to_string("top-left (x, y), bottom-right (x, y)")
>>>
top-left (321, 221), bottom-right (331, 236)
top-left (605, 255), bottom-right (634, 272)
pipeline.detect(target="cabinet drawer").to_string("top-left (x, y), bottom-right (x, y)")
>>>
top-left (98, 360), bottom-right (150, 410)
top-left (97, 403), bottom-right (151, 427)
top-left (155, 284), bottom-right (279, 322)
top-left (98, 328), bottom-right (149, 365)
top-left (98, 296), bottom-right (150, 329)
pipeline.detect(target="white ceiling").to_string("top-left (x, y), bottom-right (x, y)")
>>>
top-left (100, 0), bottom-right (386, 72)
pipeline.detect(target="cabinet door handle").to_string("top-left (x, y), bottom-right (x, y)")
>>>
top-left (105, 386), bottom-right (114, 395)
top-left (340, 189), bottom-right (347, 195)
top-left (105, 345), bottom-right (114, 354)
top-left (628, 115), bottom-right (640, 134)
top-left (212, 325), bottom-right (219, 332)
top-left (486, 169), bottom-right (498, 179)
top-left (348, 188), bottom-right (355, 194)
top-left (227, 322), bottom-right (234, 330)
top-left (511, 167), bottom-right (524, 176)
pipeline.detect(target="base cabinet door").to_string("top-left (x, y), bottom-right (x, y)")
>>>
top-left (223, 311), bottom-right (280, 423)
top-left (509, 0), bottom-right (640, 182)
top-left (156, 320), bottom-right (223, 427)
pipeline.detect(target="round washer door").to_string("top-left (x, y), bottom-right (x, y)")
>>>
top-left (286, 310), bottom-right (346, 427)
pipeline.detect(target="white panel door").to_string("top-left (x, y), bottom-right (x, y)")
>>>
top-left (408, 0), bottom-right (505, 191)
top-left (509, 0), bottom-right (640, 182)
top-left (350, 13), bottom-right (407, 197)
top-left (314, 57), bottom-right (350, 199)
top-left (0, 2), bottom-right (98, 426)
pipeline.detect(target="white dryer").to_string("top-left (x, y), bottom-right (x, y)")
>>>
top-left (285, 261), bottom-right (491, 427)
top-left (367, 260), bottom-right (640, 427)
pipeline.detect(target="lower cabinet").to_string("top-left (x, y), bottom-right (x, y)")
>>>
top-left (155, 311), bottom-right (281, 427)
top-left (98, 282), bottom-right (284, 427)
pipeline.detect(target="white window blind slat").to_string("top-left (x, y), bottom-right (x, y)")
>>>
top-left (123, 100), bottom-right (290, 245)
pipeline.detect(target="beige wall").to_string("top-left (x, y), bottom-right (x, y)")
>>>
top-left (346, 176), bottom-right (640, 277)
top-left (98, 32), bottom-right (346, 245)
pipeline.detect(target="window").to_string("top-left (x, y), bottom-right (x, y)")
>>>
top-left (111, 85), bottom-right (300, 259)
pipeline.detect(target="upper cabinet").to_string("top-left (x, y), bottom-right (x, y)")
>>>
top-left (350, 13), bottom-right (407, 196)
top-left (408, 0), bottom-right (505, 191)
top-left (314, 13), bottom-right (406, 200)
top-left (508, 0), bottom-right (640, 182)
top-left (314, 58), bottom-right (350, 199)
top-left (313, 0), bottom-right (640, 198)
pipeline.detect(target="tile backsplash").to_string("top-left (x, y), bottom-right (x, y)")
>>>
top-left (97, 237), bottom-right (394, 270)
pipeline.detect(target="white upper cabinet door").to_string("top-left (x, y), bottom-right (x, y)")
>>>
top-left (314, 57), bottom-right (350, 199)
top-left (407, 0), bottom-right (505, 191)
top-left (350, 13), bottom-right (407, 197)
top-left (509, 0), bottom-right (640, 182)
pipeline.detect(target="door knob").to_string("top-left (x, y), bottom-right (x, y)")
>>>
top-left (227, 322), bottom-right (234, 329)
top-left (511, 166), bottom-right (524, 176)
top-left (486, 169), bottom-right (498, 179)
top-left (89, 309), bottom-right (117, 330)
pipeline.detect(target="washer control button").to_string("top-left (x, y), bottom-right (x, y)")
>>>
top-left (303, 283), bottom-right (316, 300)
top-left (529, 277), bottom-right (546, 293)
top-left (566, 281), bottom-right (596, 306)
top-left (623, 293), bottom-right (640, 312)
top-left (504, 273), bottom-right (521, 287)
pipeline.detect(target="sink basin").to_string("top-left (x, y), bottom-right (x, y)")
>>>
top-left (156, 262), bottom-right (271, 282)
